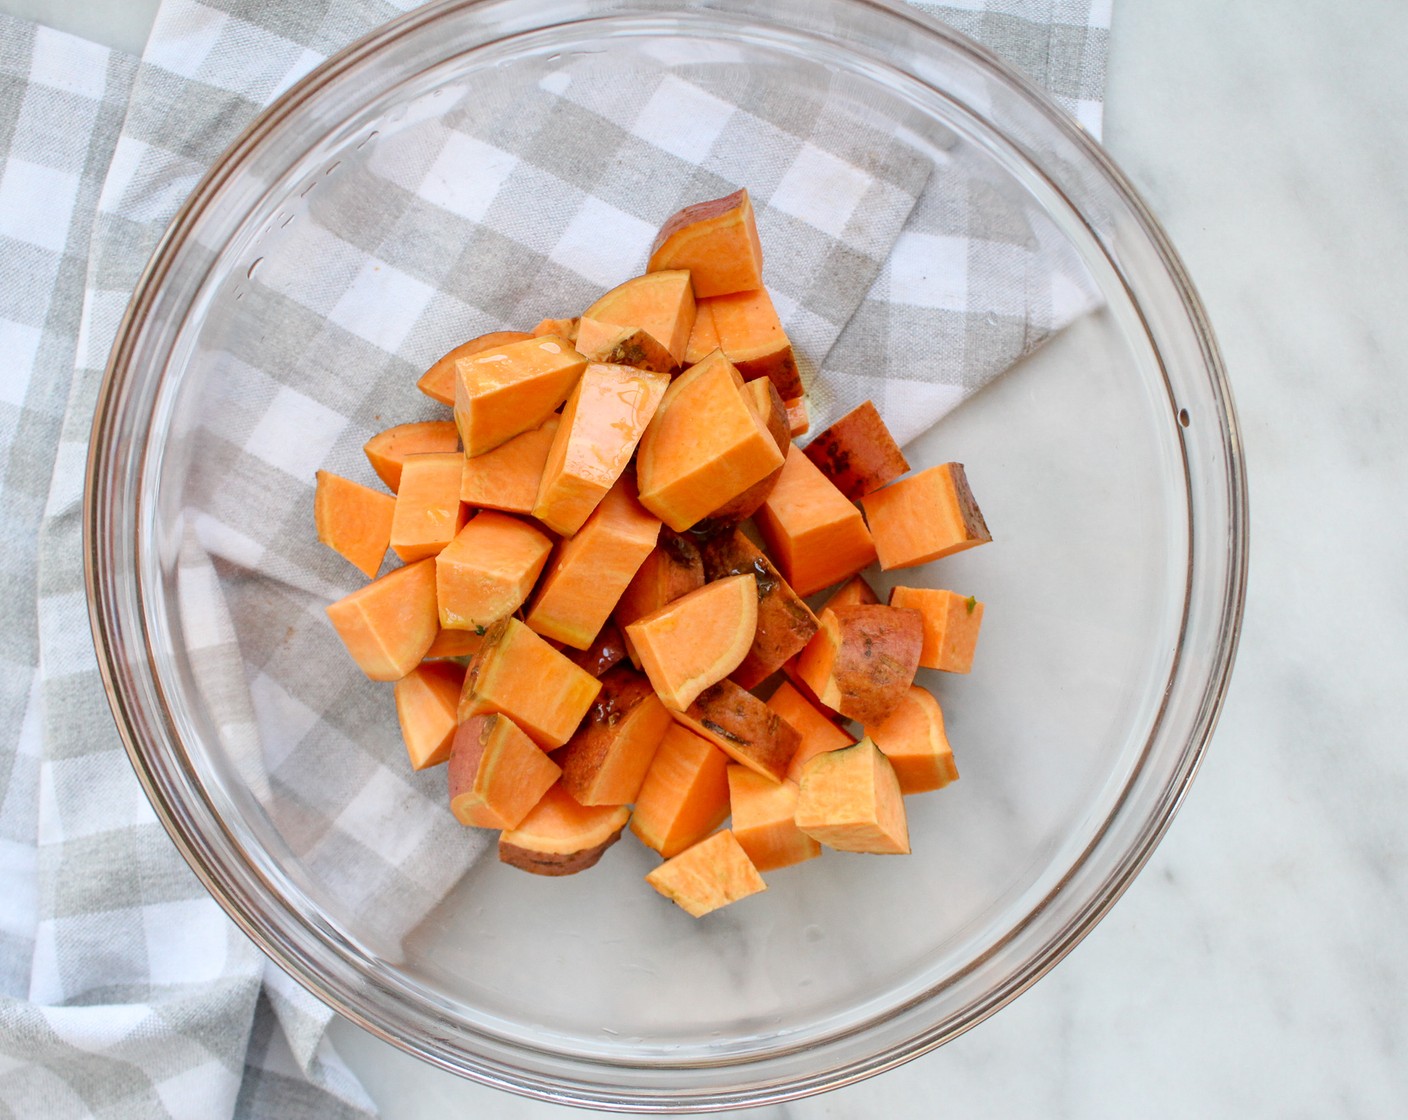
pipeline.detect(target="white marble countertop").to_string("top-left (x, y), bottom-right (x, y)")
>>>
top-left (9, 0), bottom-right (1408, 1115)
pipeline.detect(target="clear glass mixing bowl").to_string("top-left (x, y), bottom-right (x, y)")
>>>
top-left (86, 0), bottom-right (1246, 1110)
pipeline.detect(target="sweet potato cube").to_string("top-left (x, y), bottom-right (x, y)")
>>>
top-left (531, 316), bottom-right (578, 341)
top-left (695, 377), bottom-right (790, 530)
top-left (526, 474), bottom-right (661, 649)
top-left (423, 625), bottom-right (484, 660)
top-left (630, 723), bottom-right (731, 858)
top-left (364, 420), bottom-right (459, 493)
top-left (784, 396), bottom-right (809, 437)
top-left (698, 288), bottom-right (801, 399)
top-left (453, 334), bottom-right (586, 456)
top-left (780, 656), bottom-right (844, 721)
top-left (864, 685), bottom-right (958, 794)
top-left (435, 511), bottom-right (552, 631)
top-left (727, 767), bottom-right (820, 872)
top-left (394, 661), bottom-right (465, 770)
top-left (823, 574), bottom-right (880, 611)
top-left (635, 350), bottom-right (785, 531)
top-left (673, 679), bottom-right (800, 783)
top-left (532, 363), bottom-right (669, 536)
top-left (766, 680), bottom-right (854, 783)
top-left (645, 829), bottom-right (767, 917)
top-left (700, 530), bottom-right (818, 688)
top-left (389, 452), bottom-right (467, 562)
top-left (889, 586), bottom-right (985, 673)
top-left (457, 617), bottom-right (602, 748)
top-left (499, 783), bottom-right (629, 876)
top-left (459, 415), bottom-right (559, 515)
top-left (613, 530), bottom-right (705, 667)
top-left (683, 296), bottom-right (721, 366)
top-left (795, 605), bottom-right (923, 726)
top-left (558, 668), bottom-right (673, 806)
top-left (860, 462), bottom-right (992, 569)
top-left (795, 738), bottom-right (909, 855)
top-left (583, 270), bottom-right (696, 366)
top-left (325, 558), bottom-right (439, 681)
top-left (314, 470), bottom-right (395, 578)
top-left (418, 330), bottom-right (534, 406)
top-left (448, 712), bottom-right (561, 829)
top-left (625, 574), bottom-right (757, 711)
top-left (648, 188), bottom-right (764, 299)
top-left (574, 316), bottom-right (677, 374)
top-left (755, 444), bottom-right (877, 597)
top-left (566, 621), bottom-right (630, 679)
top-left (803, 400), bottom-right (909, 500)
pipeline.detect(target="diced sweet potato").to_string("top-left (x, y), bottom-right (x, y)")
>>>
top-left (526, 473), bottom-right (661, 648)
top-left (314, 470), bottom-right (395, 578)
top-left (755, 444), bottom-right (877, 597)
top-left (499, 783), bottom-right (629, 876)
top-left (389, 452), bottom-right (467, 562)
top-left (795, 605), bottom-right (923, 726)
top-left (423, 625), bottom-right (484, 660)
top-left (673, 679), bottom-right (800, 783)
top-left (727, 767), bottom-right (820, 871)
top-left (780, 656), bottom-right (844, 721)
top-left (700, 529), bottom-right (818, 688)
top-left (795, 738), bottom-right (909, 855)
top-left (888, 586), bottom-right (985, 673)
top-left (436, 511), bottom-right (553, 631)
top-left (574, 316), bottom-right (678, 374)
top-left (635, 350), bottom-right (786, 531)
top-left (683, 297), bottom-right (720, 367)
top-left (532, 316), bottom-right (579, 341)
top-left (625, 574), bottom-right (757, 711)
top-left (418, 330), bottom-right (535, 405)
top-left (364, 420), bottom-right (459, 493)
top-left (648, 188), bottom-right (764, 298)
top-left (325, 558), bottom-right (439, 681)
top-left (582, 270), bottom-right (696, 366)
top-left (558, 668), bottom-right (673, 805)
top-left (766, 680), bottom-right (854, 783)
top-left (694, 377), bottom-right (790, 530)
top-left (697, 288), bottom-right (802, 399)
top-left (629, 723), bottom-right (731, 858)
top-left (645, 829), bottom-right (767, 917)
top-left (532, 363), bottom-right (669, 536)
top-left (394, 661), bottom-right (465, 769)
top-left (459, 415), bottom-right (559, 515)
top-left (784, 396), bottom-right (809, 437)
top-left (566, 621), bottom-right (629, 678)
top-left (823, 574), bottom-right (880, 611)
top-left (453, 335), bottom-right (586, 456)
top-left (860, 463), bottom-right (992, 569)
top-left (613, 530), bottom-right (704, 634)
top-left (458, 617), bottom-right (602, 748)
top-left (864, 685), bottom-right (958, 794)
top-left (448, 712), bottom-right (561, 828)
top-left (803, 400), bottom-right (909, 500)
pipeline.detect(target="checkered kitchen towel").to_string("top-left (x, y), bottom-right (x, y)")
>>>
top-left (0, 1), bottom-right (1110, 1117)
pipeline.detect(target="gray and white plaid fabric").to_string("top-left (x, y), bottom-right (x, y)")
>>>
top-left (0, 1), bottom-right (1110, 1116)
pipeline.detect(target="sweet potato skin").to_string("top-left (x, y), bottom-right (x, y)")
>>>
top-left (674, 679), bottom-right (801, 783)
top-left (803, 400), bottom-right (910, 500)
top-left (798, 605), bottom-right (924, 726)
top-left (499, 827), bottom-right (626, 876)
top-left (498, 784), bottom-right (630, 876)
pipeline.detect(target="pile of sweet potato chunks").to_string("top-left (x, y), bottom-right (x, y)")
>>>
top-left (315, 190), bottom-right (991, 917)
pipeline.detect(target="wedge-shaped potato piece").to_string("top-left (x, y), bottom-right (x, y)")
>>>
top-left (889, 586), bottom-right (985, 673)
top-left (423, 625), bottom-right (484, 661)
top-left (766, 680), bottom-right (854, 783)
top-left (531, 316), bottom-right (578, 341)
top-left (700, 530), bottom-right (817, 688)
top-left (364, 420), bottom-right (459, 493)
top-left (625, 574), bottom-right (757, 711)
top-left (860, 462), bottom-right (992, 569)
top-left (459, 415), bottom-right (559, 515)
top-left (418, 330), bottom-right (534, 405)
top-left (457, 617), bottom-right (602, 748)
top-left (755, 443), bottom-right (876, 597)
top-left (630, 723), bottom-right (731, 858)
top-left (694, 288), bottom-right (802, 399)
top-left (449, 712), bottom-right (561, 829)
top-left (499, 783), bottom-right (629, 876)
top-left (314, 470), bottom-right (395, 578)
top-left (574, 316), bottom-right (678, 374)
top-left (583, 270), bottom-right (696, 366)
top-left (527, 474), bottom-right (661, 649)
top-left (533, 362), bottom-right (669, 536)
top-left (645, 829), bottom-right (767, 917)
top-left (325, 558), bottom-right (438, 681)
top-left (635, 350), bottom-right (785, 531)
top-left (453, 334), bottom-right (586, 456)
top-left (394, 661), bottom-right (465, 770)
top-left (558, 668), bottom-right (673, 806)
top-left (864, 685), bottom-right (958, 795)
top-left (673, 679), bottom-right (800, 783)
top-left (694, 377), bottom-right (790, 531)
top-left (389, 452), bottom-right (467, 562)
top-left (823, 574), bottom-right (880, 611)
top-left (436, 511), bottom-right (552, 631)
top-left (727, 767), bottom-right (820, 872)
top-left (795, 605), bottom-right (922, 727)
top-left (803, 400), bottom-right (909, 500)
top-left (649, 188), bottom-right (764, 298)
top-left (784, 396), bottom-right (808, 437)
top-left (613, 529), bottom-right (704, 667)
top-left (795, 738), bottom-right (909, 855)
top-left (566, 621), bottom-right (629, 679)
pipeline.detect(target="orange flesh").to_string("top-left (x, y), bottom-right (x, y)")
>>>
top-left (583, 270), bottom-right (697, 365)
top-left (448, 713), bottom-right (561, 829)
top-left (574, 317), bottom-right (678, 374)
top-left (435, 511), bottom-right (553, 631)
top-left (364, 420), bottom-right (459, 493)
top-left (314, 470), bottom-right (395, 578)
top-left (795, 738), bottom-right (910, 855)
top-left (864, 685), bottom-right (958, 794)
top-left (780, 655), bottom-right (844, 720)
top-left (613, 530), bottom-right (704, 667)
top-left (459, 415), bottom-right (559, 515)
top-left (699, 288), bottom-right (801, 399)
top-left (645, 829), bottom-right (767, 917)
top-left (453, 335), bottom-right (586, 456)
top-left (766, 680), bottom-right (854, 783)
top-left (727, 767), bottom-right (820, 872)
top-left (859, 462), bottom-right (992, 569)
top-left (629, 723), bottom-right (731, 858)
top-left (325, 558), bottom-right (439, 681)
top-left (673, 679), bottom-right (801, 784)
top-left (394, 661), bottom-right (465, 770)
top-left (795, 605), bottom-right (922, 727)
top-left (389, 452), bottom-right (467, 562)
top-left (889, 586), bottom-right (985, 673)
top-left (803, 400), bottom-right (910, 500)
top-left (532, 317), bottom-right (579, 341)
top-left (694, 377), bottom-right (790, 529)
top-left (783, 396), bottom-right (809, 437)
top-left (500, 782), bottom-right (630, 856)
top-left (648, 189), bottom-right (765, 299)
top-left (823, 575), bottom-right (880, 611)
top-left (424, 625), bottom-right (484, 660)
top-left (558, 668), bottom-right (673, 805)
top-left (418, 330), bottom-right (535, 405)
top-left (683, 298), bottom-right (720, 366)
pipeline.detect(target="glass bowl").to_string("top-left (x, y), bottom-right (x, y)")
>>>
top-left (85, 0), bottom-right (1247, 1111)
